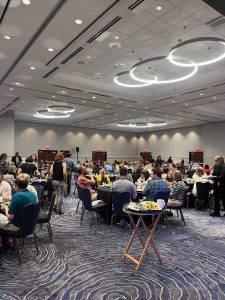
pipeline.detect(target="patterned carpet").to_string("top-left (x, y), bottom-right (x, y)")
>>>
top-left (1, 194), bottom-right (225, 300)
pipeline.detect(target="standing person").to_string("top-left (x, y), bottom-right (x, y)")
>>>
top-left (156, 155), bottom-right (163, 166)
top-left (167, 156), bottom-right (173, 164)
top-left (50, 152), bottom-right (67, 215)
top-left (64, 152), bottom-right (75, 196)
top-left (11, 152), bottom-right (22, 167)
top-left (210, 156), bottom-right (225, 217)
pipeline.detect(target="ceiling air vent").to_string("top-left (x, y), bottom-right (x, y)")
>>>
top-left (53, 85), bottom-right (83, 92)
top-left (87, 16), bottom-right (121, 44)
top-left (90, 92), bottom-right (113, 98)
top-left (42, 66), bottom-right (59, 78)
top-left (180, 88), bottom-right (207, 96)
top-left (61, 47), bottom-right (84, 64)
top-left (128, 0), bottom-right (145, 11)
top-left (206, 16), bottom-right (225, 29)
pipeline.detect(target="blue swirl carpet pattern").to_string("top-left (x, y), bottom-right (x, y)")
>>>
top-left (1, 196), bottom-right (225, 300)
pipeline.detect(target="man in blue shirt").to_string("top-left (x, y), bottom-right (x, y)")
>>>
top-left (64, 152), bottom-right (75, 196)
top-left (0, 177), bottom-right (37, 229)
top-left (143, 168), bottom-right (169, 201)
top-left (104, 162), bottom-right (112, 173)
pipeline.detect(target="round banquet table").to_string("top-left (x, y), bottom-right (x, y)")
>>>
top-left (122, 205), bottom-right (163, 270)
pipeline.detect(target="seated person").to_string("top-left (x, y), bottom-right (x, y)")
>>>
top-left (18, 156), bottom-right (37, 178)
top-left (192, 167), bottom-right (209, 197)
top-left (0, 173), bottom-right (12, 202)
top-left (0, 177), bottom-right (37, 231)
top-left (104, 162), bottom-right (113, 173)
top-left (136, 170), bottom-right (150, 190)
top-left (143, 168), bottom-right (169, 201)
top-left (17, 173), bottom-right (38, 201)
top-left (96, 169), bottom-right (110, 187)
top-left (77, 166), bottom-right (97, 201)
top-left (162, 168), bottom-right (169, 179)
top-left (168, 171), bottom-right (187, 205)
top-left (116, 172), bottom-right (133, 183)
top-left (112, 167), bottom-right (137, 200)
top-left (166, 170), bottom-right (174, 187)
top-left (204, 164), bottom-right (212, 175)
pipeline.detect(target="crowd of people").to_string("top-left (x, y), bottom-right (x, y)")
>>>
top-left (0, 151), bottom-right (225, 242)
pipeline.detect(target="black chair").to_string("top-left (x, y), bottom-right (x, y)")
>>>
top-left (154, 191), bottom-right (170, 229)
top-left (0, 202), bottom-right (41, 265)
top-left (111, 192), bottom-right (131, 228)
top-left (33, 185), bottom-right (44, 201)
top-left (78, 187), bottom-right (107, 229)
top-left (37, 192), bottom-right (56, 242)
top-left (167, 189), bottom-right (188, 227)
top-left (154, 190), bottom-right (170, 204)
top-left (187, 170), bottom-right (195, 178)
top-left (75, 181), bottom-right (82, 214)
top-left (195, 182), bottom-right (211, 209)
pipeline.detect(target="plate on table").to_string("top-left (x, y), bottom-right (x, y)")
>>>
top-left (126, 203), bottom-right (147, 212)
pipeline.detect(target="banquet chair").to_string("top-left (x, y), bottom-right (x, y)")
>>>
top-left (111, 192), bottom-right (130, 229)
top-left (75, 181), bottom-right (83, 213)
top-left (167, 190), bottom-right (188, 227)
top-left (78, 187), bottom-right (107, 229)
top-left (195, 182), bottom-right (211, 210)
top-left (154, 191), bottom-right (170, 229)
top-left (37, 192), bottom-right (56, 242)
top-left (33, 185), bottom-right (44, 202)
top-left (0, 202), bottom-right (41, 265)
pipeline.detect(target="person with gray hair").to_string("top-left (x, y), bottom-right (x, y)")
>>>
top-left (16, 173), bottom-right (38, 202)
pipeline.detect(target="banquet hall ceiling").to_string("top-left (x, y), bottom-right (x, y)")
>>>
top-left (0, 0), bottom-right (225, 132)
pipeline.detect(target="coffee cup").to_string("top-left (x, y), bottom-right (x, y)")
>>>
top-left (157, 199), bottom-right (166, 209)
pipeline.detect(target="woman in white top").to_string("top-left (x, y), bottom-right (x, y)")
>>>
top-left (192, 167), bottom-right (209, 197)
top-left (136, 170), bottom-right (150, 190)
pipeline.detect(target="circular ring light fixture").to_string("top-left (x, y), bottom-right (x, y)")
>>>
top-left (167, 37), bottom-right (225, 67)
top-left (118, 122), bottom-right (167, 128)
top-left (34, 110), bottom-right (70, 119)
top-left (130, 56), bottom-right (198, 84)
top-left (114, 71), bottom-right (156, 88)
top-left (48, 105), bottom-right (75, 114)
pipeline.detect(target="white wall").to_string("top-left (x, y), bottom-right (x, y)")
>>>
top-left (138, 122), bottom-right (225, 165)
top-left (0, 111), bottom-right (15, 156)
top-left (14, 121), bottom-right (138, 161)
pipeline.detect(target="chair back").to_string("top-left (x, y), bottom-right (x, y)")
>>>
top-left (112, 192), bottom-right (130, 217)
top-left (196, 182), bottom-right (211, 200)
top-left (33, 185), bottom-right (44, 201)
top-left (154, 190), bottom-right (170, 205)
top-left (75, 181), bottom-right (82, 200)
top-left (78, 187), bottom-right (93, 210)
top-left (187, 170), bottom-right (195, 178)
top-left (45, 191), bottom-right (57, 221)
top-left (20, 202), bottom-right (41, 237)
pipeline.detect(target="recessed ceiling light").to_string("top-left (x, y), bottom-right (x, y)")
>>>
top-left (96, 72), bottom-right (100, 75)
top-left (4, 35), bottom-right (11, 40)
top-left (15, 82), bottom-right (20, 85)
top-left (75, 19), bottom-right (82, 25)
top-left (185, 103), bottom-right (188, 106)
top-left (145, 106), bottom-right (148, 109)
top-left (92, 96), bottom-right (96, 99)
top-left (200, 93), bottom-right (204, 96)
top-left (180, 117), bottom-right (183, 119)
top-left (114, 36), bottom-right (119, 39)
top-left (146, 111), bottom-right (149, 114)
top-left (107, 105), bottom-right (111, 108)
top-left (171, 100), bottom-right (175, 103)
top-left (30, 66), bottom-right (36, 70)
top-left (133, 109), bottom-right (136, 111)
top-left (213, 96), bottom-right (217, 100)
top-left (102, 117), bottom-right (104, 119)
top-left (22, 0), bottom-right (31, 4)
top-left (61, 90), bottom-right (67, 94)
top-left (52, 95), bottom-right (55, 98)
top-left (15, 105), bottom-right (20, 108)
top-left (48, 48), bottom-right (54, 52)
top-left (87, 56), bottom-right (91, 59)
top-left (118, 101), bottom-right (122, 104)
top-left (155, 6), bottom-right (163, 11)
top-left (9, 88), bottom-right (14, 91)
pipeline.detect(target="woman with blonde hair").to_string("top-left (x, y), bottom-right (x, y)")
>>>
top-left (192, 167), bottom-right (209, 197)
top-left (50, 152), bottom-right (67, 214)
top-left (96, 168), bottom-right (110, 187)
top-left (170, 171), bottom-right (187, 201)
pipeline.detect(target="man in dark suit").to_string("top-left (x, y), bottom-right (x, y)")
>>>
top-left (11, 152), bottom-right (22, 167)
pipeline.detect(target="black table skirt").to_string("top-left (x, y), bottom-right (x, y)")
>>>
top-left (97, 187), bottom-right (113, 225)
